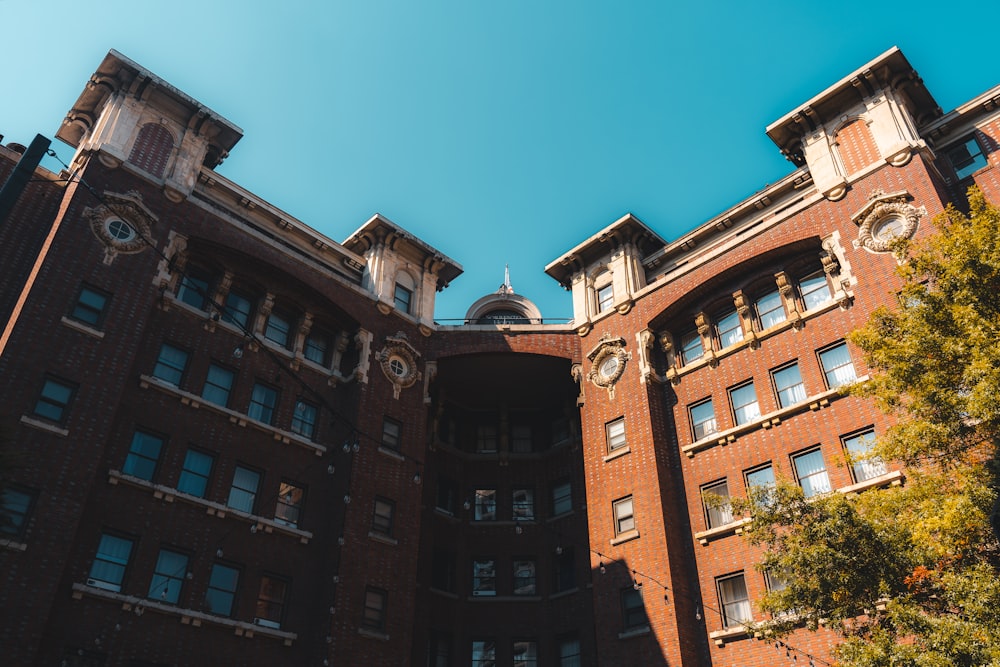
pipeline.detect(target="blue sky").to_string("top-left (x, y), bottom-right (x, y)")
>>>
top-left (2, 1), bottom-right (998, 321)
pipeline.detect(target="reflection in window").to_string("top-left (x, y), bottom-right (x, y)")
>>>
top-left (843, 429), bottom-right (887, 482)
top-left (715, 310), bottom-right (744, 348)
top-left (717, 573), bottom-right (752, 628)
top-left (793, 448), bottom-right (831, 497)
top-left (772, 363), bottom-right (806, 407)
top-left (799, 272), bottom-right (832, 311)
top-left (819, 343), bottom-right (857, 389)
top-left (729, 382), bottom-right (761, 425)
top-left (756, 290), bottom-right (786, 329)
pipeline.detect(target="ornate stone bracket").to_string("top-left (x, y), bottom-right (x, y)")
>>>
top-left (695, 312), bottom-right (718, 368)
top-left (83, 190), bottom-right (158, 265)
top-left (353, 329), bottom-right (373, 384)
top-left (586, 333), bottom-right (630, 399)
top-left (659, 332), bottom-right (681, 385)
top-left (851, 189), bottom-right (924, 253)
top-left (636, 329), bottom-right (664, 385)
top-left (733, 290), bottom-right (759, 350)
top-left (423, 361), bottom-right (437, 405)
top-left (376, 331), bottom-right (422, 399)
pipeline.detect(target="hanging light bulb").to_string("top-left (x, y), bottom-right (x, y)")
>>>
top-left (352, 439), bottom-right (360, 453)
top-left (337, 536), bottom-right (346, 546)
top-left (327, 464), bottom-right (335, 475)
top-left (599, 562), bottom-right (606, 575)
top-left (332, 575), bottom-right (340, 583)
top-left (515, 524), bottom-right (523, 535)
top-left (695, 606), bottom-right (702, 621)
top-left (343, 494), bottom-right (351, 504)
top-left (342, 441), bottom-right (351, 453)
top-left (555, 546), bottom-right (563, 555)
top-left (250, 524), bottom-right (257, 534)
top-left (232, 344), bottom-right (244, 359)
top-left (413, 470), bottom-right (421, 484)
top-left (216, 548), bottom-right (224, 558)
top-left (463, 500), bottom-right (471, 511)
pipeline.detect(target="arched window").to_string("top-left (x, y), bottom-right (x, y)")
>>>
top-left (835, 118), bottom-right (878, 177)
top-left (394, 272), bottom-right (416, 314)
top-left (129, 123), bottom-right (174, 178)
top-left (594, 269), bottom-right (614, 313)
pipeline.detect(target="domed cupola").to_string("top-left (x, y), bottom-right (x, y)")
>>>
top-left (464, 266), bottom-right (543, 325)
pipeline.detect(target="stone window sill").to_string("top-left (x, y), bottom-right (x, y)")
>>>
top-left (837, 470), bottom-right (903, 495)
top-left (71, 583), bottom-right (297, 645)
top-left (20, 415), bottom-right (69, 437)
top-left (139, 375), bottom-right (326, 456)
top-left (603, 446), bottom-right (631, 463)
top-left (694, 518), bottom-right (751, 545)
top-left (618, 625), bottom-right (651, 640)
top-left (610, 529), bottom-right (640, 546)
top-left (0, 537), bottom-right (27, 552)
top-left (358, 627), bottom-right (390, 641)
top-left (60, 316), bottom-right (105, 339)
top-left (107, 469), bottom-right (313, 544)
top-left (368, 531), bottom-right (398, 546)
top-left (709, 624), bottom-right (751, 646)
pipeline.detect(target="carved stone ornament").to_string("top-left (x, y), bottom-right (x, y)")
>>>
top-left (83, 190), bottom-right (158, 264)
top-left (851, 190), bottom-right (924, 253)
top-left (376, 331), bottom-right (421, 399)
top-left (586, 333), bottom-right (629, 396)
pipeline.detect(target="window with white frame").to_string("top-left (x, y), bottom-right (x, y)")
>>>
top-left (689, 399), bottom-right (717, 440)
top-left (558, 637), bottom-right (582, 667)
top-left (147, 548), bottom-right (188, 604)
top-left (755, 289), bottom-right (786, 329)
top-left (70, 285), bottom-right (110, 327)
top-left (799, 271), bottom-right (832, 311)
top-left (613, 495), bottom-right (635, 536)
top-left (381, 417), bottom-right (401, 451)
top-left (679, 330), bottom-right (704, 365)
top-left (264, 309), bottom-right (293, 348)
top-left (474, 489), bottom-right (496, 521)
top-left (472, 559), bottom-right (496, 596)
top-left (729, 381), bottom-right (761, 425)
top-left (701, 479), bottom-right (734, 529)
top-left (717, 573), bottom-right (752, 628)
top-left (88, 533), bottom-right (134, 592)
top-left (513, 639), bottom-right (538, 667)
top-left (33, 377), bottom-right (75, 425)
top-left (745, 464), bottom-right (776, 507)
top-left (0, 486), bottom-right (34, 539)
top-left (596, 275), bottom-right (614, 313)
top-left (843, 428), bottom-right (887, 483)
top-left (248, 382), bottom-right (278, 425)
top-left (205, 563), bottom-right (239, 616)
top-left (512, 488), bottom-right (534, 521)
top-left (819, 342), bottom-right (857, 389)
top-left (605, 417), bottom-right (626, 453)
top-left (291, 399), bottom-right (317, 439)
top-left (513, 559), bottom-right (536, 595)
top-left (372, 496), bottom-right (394, 537)
top-left (303, 327), bottom-right (331, 366)
top-left (202, 363), bottom-right (235, 407)
top-left (177, 449), bottom-right (213, 498)
top-left (152, 343), bottom-right (188, 386)
top-left (792, 448), bottom-right (831, 497)
top-left (715, 310), bottom-right (744, 348)
top-left (227, 466), bottom-right (261, 514)
top-left (362, 586), bottom-right (387, 630)
top-left (945, 135), bottom-right (988, 182)
top-left (275, 481), bottom-right (304, 528)
top-left (472, 640), bottom-right (496, 667)
top-left (122, 430), bottom-right (164, 481)
top-left (255, 576), bottom-right (287, 628)
top-left (620, 587), bottom-right (647, 630)
top-left (394, 281), bottom-right (413, 314)
top-left (772, 362), bottom-right (806, 408)
top-left (552, 481), bottom-right (572, 516)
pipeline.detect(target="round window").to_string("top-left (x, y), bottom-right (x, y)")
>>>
top-left (389, 357), bottom-right (407, 377)
top-left (600, 355), bottom-right (619, 379)
top-left (105, 218), bottom-right (136, 242)
top-left (872, 216), bottom-right (904, 242)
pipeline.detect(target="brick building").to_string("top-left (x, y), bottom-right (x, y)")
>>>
top-left (0, 47), bottom-right (998, 666)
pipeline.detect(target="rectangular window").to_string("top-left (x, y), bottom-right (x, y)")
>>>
top-left (70, 285), bottom-right (109, 327)
top-left (222, 290), bottom-right (253, 329)
top-left (435, 477), bottom-right (458, 515)
top-left (679, 330), bottom-right (704, 365)
top-left (756, 290), bottom-right (786, 329)
top-left (394, 284), bottom-right (413, 313)
top-left (153, 343), bottom-right (188, 386)
top-left (177, 272), bottom-right (210, 310)
top-left (303, 328), bottom-right (331, 366)
top-left (255, 576), bottom-right (287, 628)
top-left (512, 488), bottom-right (534, 521)
top-left (559, 637), bottom-right (582, 667)
top-left (715, 310), bottom-right (744, 348)
top-left (227, 466), bottom-right (261, 514)
top-left (689, 399), bottom-right (717, 440)
top-left (819, 342), bottom-right (857, 389)
top-left (513, 639), bottom-right (538, 667)
top-left (729, 382), bottom-right (761, 425)
top-left (843, 428), bottom-right (887, 482)
top-left (701, 479), bottom-right (734, 529)
top-left (372, 497), bottom-right (394, 537)
top-left (291, 400), bottom-right (317, 439)
top-left (621, 587), bottom-right (648, 630)
top-left (275, 481), bottom-right (305, 528)
top-left (597, 284), bottom-right (614, 312)
top-left (745, 464), bottom-right (776, 507)
top-left (799, 271), bottom-right (832, 311)
top-left (33, 377), bottom-right (75, 424)
top-left (202, 364), bottom-right (235, 407)
top-left (613, 495), bottom-right (635, 535)
top-left (0, 486), bottom-right (34, 538)
top-left (88, 533), bottom-right (134, 592)
top-left (472, 559), bottom-right (496, 596)
top-left (381, 417), bottom-right (401, 451)
top-left (772, 363), bottom-right (806, 408)
top-left (511, 424), bottom-right (533, 453)
top-left (605, 418), bottom-right (626, 453)
top-left (474, 489), bottom-right (496, 521)
top-left (248, 383), bottom-right (278, 425)
top-left (264, 310), bottom-right (292, 348)
top-left (476, 424), bottom-right (497, 453)
top-left (431, 549), bottom-right (456, 592)
top-left (792, 448), bottom-right (831, 497)
top-left (554, 546), bottom-right (576, 592)
top-left (552, 481), bottom-right (572, 516)
top-left (717, 573), bottom-right (752, 628)
top-left (471, 640), bottom-right (496, 667)
top-left (206, 563), bottom-right (239, 616)
top-left (513, 559), bottom-right (536, 595)
top-left (946, 135), bottom-right (988, 181)
top-left (177, 449), bottom-right (213, 498)
top-left (362, 586), bottom-right (387, 630)
top-left (122, 430), bottom-right (164, 481)
top-left (428, 633), bottom-right (451, 667)
top-left (147, 549), bottom-right (188, 604)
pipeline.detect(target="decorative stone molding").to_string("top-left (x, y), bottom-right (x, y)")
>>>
top-left (733, 290), bottom-right (759, 350)
top-left (354, 329), bottom-right (373, 384)
top-left (83, 190), bottom-right (158, 264)
top-left (586, 333), bottom-right (629, 398)
top-left (635, 329), bottom-right (662, 385)
top-left (695, 312), bottom-right (718, 368)
top-left (570, 363), bottom-right (585, 405)
top-left (377, 332), bottom-right (421, 399)
top-left (851, 189), bottom-right (924, 253)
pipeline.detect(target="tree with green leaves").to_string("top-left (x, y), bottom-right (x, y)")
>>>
top-left (734, 189), bottom-right (1000, 666)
